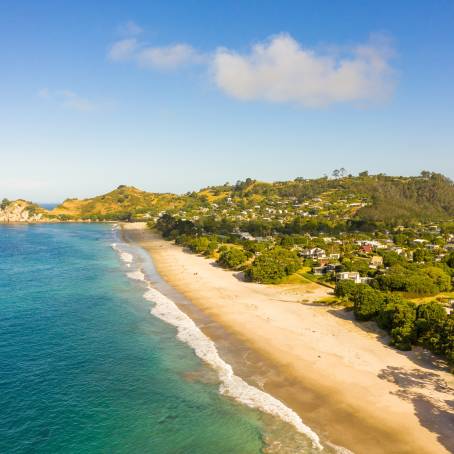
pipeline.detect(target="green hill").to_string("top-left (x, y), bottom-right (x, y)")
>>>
top-left (4, 172), bottom-right (453, 225)
top-left (50, 185), bottom-right (185, 221)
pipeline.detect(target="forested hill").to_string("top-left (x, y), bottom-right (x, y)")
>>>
top-left (2, 172), bottom-right (453, 225)
top-left (194, 172), bottom-right (454, 226)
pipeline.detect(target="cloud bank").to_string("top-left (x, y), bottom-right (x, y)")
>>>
top-left (213, 33), bottom-right (395, 107)
top-left (108, 30), bottom-right (396, 107)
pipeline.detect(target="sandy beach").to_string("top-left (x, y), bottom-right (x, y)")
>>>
top-left (124, 223), bottom-right (454, 454)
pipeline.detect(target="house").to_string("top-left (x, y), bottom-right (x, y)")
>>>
top-left (313, 263), bottom-right (341, 275)
top-left (238, 231), bottom-right (255, 241)
top-left (326, 263), bottom-right (342, 273)
top-left (329, 253), bottom-right (341, 260)
top-left (370, 255), bottom-right (384, 268)
top-left (313, 266), bottom-right (327, 275)
top-left (360, 244), bottom-right (373, 254)
top-left (337, 271), bottom-right (361, 283)
top-left (316, 257), bottom-right (330, 265)
top-left (300, 247), bottom-right (326, 259)
top-left (391, 246), bottom-right (405, 255)
top-left (336, 271), bottom-right (372, 284)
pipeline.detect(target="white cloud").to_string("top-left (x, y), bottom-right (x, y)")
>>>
top-left (137, 43), bottom-right (203, 69)
top-left (118, 20), bottom-right (142, 36)
top-left (213, 33), bottom-right (396, 107)
top-left (108, 35), bottom-right (204, 70)
top-left (107, 30), bottom-right (396, 107)
top-left (108, 38), bottom-right (138, 61)
top-left (38, 89), bottom-right (97, 111)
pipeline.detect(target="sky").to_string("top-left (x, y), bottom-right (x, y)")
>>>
top-left (0, 0), bottom-right (453, 202)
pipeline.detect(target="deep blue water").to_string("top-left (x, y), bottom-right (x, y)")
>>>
top-left (0, 224), bottom-right (266, 453)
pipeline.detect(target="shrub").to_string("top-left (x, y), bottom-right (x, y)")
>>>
top-left (217, 247), bottom-right (248, 269)
top-left (415, 302), bottom-right (448, 352)
top-left (246, 247), bottom-right (300, 283)
top-left (388, 302), bottom-right (417, 350)
top-left (441, 314), bottom-right (454, 369)
top-left (376, 294), bottom-right (406, 331)
top-left (334, 280), bottom-right (357, 299)
top-left (352, 284), bottom-right (385, 320)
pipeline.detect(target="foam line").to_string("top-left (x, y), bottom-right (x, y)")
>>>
top-left (112, 236), bottom-right (324, 451)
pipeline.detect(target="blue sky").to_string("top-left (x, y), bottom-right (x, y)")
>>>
top-left (1, 1), bottom-right (453, 202)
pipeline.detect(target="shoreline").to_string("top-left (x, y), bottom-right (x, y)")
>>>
top-left (123, 223), bottom-right (454, 454)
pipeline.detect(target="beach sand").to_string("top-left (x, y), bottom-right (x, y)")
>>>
top-left (124, 223), bottom-right (454, 454)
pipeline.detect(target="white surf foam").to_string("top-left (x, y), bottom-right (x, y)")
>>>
top-left (127, 270), bottom-right (146, 281)
top-left (111, 243), bottom-right (133, 267)
top-left (112, 241), bottom-right (324, 451)
top-left (326, 443), bottom-right (354, 454)
top-left (143, 286), bottom-right (323, 451)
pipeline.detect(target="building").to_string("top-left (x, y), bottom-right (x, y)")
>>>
top-left (360, 244), bottom-right (373, 254)
top-left (336, 271), bottom-right (371, 284)
top-left (337, 271), bottom-right (361, 283)
top-left (313, 263), bottom-right (342, 275)
top-left (300, 247), bottom-right (326, 260)
top-left (370, 255), bottom-right (384, 268)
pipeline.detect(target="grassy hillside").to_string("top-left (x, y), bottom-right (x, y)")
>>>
top-left (50, 185), bottom-right (185, 220)
top-left (9, 172), bottom-right (452, 224)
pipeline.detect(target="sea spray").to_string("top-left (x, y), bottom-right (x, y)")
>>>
top-left (113, 240), bottom-right (323, 451)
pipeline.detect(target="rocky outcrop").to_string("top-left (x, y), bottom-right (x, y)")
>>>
top-left (0, 200), bottom-right (50, 223)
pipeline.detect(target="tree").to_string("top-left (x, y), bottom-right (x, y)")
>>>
top-left (246, 247), bottom-right (300, 283)
top-left (376, 294), bottom-right (406, 330)
top-left (389, 302), bottom-right (417, 350)
top-left (445, 252), bottom-right (454, 269)
top-left (1, 198), bottom-right (10, 210)
top-left (441, 314), bottom-right (454, 369)
top-left (217, 247), bottom-right (248, 269)
top-left (413, 248), bottom-right (433, 263)
top-left (423, 266), bottom-right (451, 292)
top-left (334, 279), bottom-right (357, 299)
top-left (352, 284), bottom-right (385, 320)
top-left (379, 250), bottom-right (405, 267)
top-left (415, 302), bottom-right (447, 352)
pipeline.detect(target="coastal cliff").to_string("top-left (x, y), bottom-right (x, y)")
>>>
top-left (0, 200), bottom-right (50, 223)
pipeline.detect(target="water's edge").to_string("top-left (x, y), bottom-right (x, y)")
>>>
top-left (114, 225), bottom-right (355, 454)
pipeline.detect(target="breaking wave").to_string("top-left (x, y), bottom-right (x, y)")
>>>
top-left (112, 236), bottom-right (325, 451)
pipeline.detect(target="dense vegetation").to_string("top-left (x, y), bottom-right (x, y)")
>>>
top-left (15, 171), bottom-right (451, 225)
top-left (154, 213), bottom-right (303, 283)
top-left (335, 281), bottom-right (454, 368)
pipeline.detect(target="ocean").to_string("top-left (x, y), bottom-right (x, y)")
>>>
top-left (0, 223), bottom-right (326, 453)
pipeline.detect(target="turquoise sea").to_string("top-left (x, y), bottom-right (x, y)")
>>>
top-left (0, 224), bottom-right (324, 453)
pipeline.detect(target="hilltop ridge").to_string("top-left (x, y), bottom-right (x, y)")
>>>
top-left (1, 172), bottom-right (453, 225)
